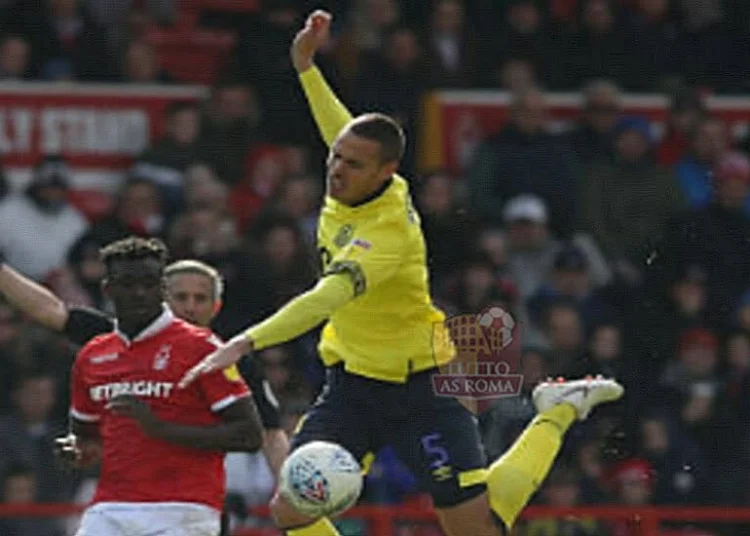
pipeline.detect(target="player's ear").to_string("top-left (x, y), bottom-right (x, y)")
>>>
top-left (101, 278), bottom-right (110, 297)
top-left (381, 160), bottom-right (398, 178)
top-left (212, 299), bottom-right (223, 316)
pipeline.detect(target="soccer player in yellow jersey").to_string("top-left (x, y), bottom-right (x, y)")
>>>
top-left (180, 10), bottom-right (624, 536)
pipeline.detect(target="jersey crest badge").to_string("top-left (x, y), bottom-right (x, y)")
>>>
top-left (153, 345), bottom-right (171, 371)
top-left (334, 224), bottom-right (354, 247)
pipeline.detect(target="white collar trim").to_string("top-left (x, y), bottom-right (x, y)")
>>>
top-left (115, 304), bottom-right (174, 345)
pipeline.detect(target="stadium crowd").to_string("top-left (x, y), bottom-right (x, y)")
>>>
top-left (1, 0), bottom-right (750, 535)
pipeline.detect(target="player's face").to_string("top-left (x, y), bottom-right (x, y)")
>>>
top-left (326, 131), bottom-right (397, 205)
top-left (104, 258), bottom-right (165, 326)
top-left (166, 272), bottom-right (217, 327)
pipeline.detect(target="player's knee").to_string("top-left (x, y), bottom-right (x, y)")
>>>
top-left (269, 491), bottom-right (318, 529)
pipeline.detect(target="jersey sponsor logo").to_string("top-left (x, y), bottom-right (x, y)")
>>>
top-left (153, 345), bottom-right (171, 371)
top-left (333, 224), bottom-right (354, 247)
top-left (90, 353), bottom-right (119, 365)
top-left (90, 381), bottom-right (174, 402)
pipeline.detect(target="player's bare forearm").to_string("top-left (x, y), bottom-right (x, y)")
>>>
top-left (149, 397), bottom-right (264, 452)
top-left (263, 428), bottom-right (290, 477)
top-left (0, 262), bottom-right (68, 331)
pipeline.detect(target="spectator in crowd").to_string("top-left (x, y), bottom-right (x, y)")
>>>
top-left (661, 151), bottom-right (750, 326)
top-left (637, 411), bottom-right (708, 505)
top-left (251, 215), bottom-right (317, 310)
top-left (0, 156), bottom-right (88, 281)
top-left (567, 79), bottom-right (622, 164)
top-left (725, 330), bottom-right (750, 426)
top-left (415, 170), bottom-right (477, 292)
top-left (45, 233), bottom-right (110, 313)
top-left (88, 177), bottom-right (166, 244)
top-left (0, 372), bottom-right (70, 503)
top-left (354, 25), bottom-right (424, 174)
top-left (524, 464), bottom-right (600, 535)
top-left (606, 458), bottom-right (655, 535)
top-left (131, 101), bottom-right (202, 216)
top-left (422, 0), bottom-right (478, 89)
top-left (7, 0), bottom-right (112, 80)
top-left (673, 117), bottom-right (748, 214)
top-left (181, 163), bottom-right (230, 215)
top-left (497, 57), bottom-right (538, 92)
top-left (624, 0), bottom-right (680, 92)
top-left (121, 40), bottom-right (171, 84)
top-left (468, 86), bottom-right (578, 236)
top-left (657, 91), bottom-right (707, 167)
top-left (199, 78), bottom-right (262, 184)
top-left (538, 301), bottom-right (587, 376)
top-left (490, 0), bottom-right (560, 89)
top-left (263, 174), bottom-right (321, 244)
top-left (527, 245), bottom-right (614, 338)
top-left (564, 0), bottom-right (628, 89)
top-left (580, 115), bottom-right (684, 265)
top-left (0, 35), bottom-right (30, 80)
top-left (0, 463), bottom-right (62, 536)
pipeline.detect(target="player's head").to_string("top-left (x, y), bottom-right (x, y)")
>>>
top-left (100, 237), bottom-right (169, 327)
top-left (327, 113), bottom-right (405, 205)
top-left (164, 259), bottom-right (224, 327)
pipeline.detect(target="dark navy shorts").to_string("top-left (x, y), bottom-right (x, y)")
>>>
top-left (289, 364), bottom-right (488, 508)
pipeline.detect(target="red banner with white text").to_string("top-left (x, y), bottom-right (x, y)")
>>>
top-left (0, 84), bottom-right (208, 190)
top-left (419, 91), bottom-right (750, 176)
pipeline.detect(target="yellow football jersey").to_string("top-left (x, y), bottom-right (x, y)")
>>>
top-left (315, 174), bottom-right (454, 382)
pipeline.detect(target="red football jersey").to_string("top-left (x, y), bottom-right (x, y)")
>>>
top-left (70, 307), bottom-right (251, 510)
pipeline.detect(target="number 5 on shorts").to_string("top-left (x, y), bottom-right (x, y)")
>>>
top-left (421, 433), bottom-right (450, 470)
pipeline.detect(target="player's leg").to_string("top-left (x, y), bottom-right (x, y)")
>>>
top-left (271, 366), bottom-right (372, 536)
top-left (388, 373), bottom-right (502, 536)
top-left (485, 377), bottom-right (623, 530)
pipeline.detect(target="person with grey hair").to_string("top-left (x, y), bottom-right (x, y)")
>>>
top-left (468, 86), bottom-right (578, 236)
top-left (566, 79), bottom-right (622, 163)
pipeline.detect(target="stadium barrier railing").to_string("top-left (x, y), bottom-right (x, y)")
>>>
top-left (2, 504), bottom-right (750, 535)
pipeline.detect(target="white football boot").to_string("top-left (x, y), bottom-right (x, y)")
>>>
top-left (532, 375), bottom-right (624, 421)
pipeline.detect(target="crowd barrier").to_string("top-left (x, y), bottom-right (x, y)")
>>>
top-left (3, 504), bottom-right (750, 535)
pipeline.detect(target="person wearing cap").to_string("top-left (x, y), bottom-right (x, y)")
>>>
top-left (660, 150), bottom-right (750, 327)
top-left (580, 114), bottom-right (684, 265)
top-left (0, 156), bottom-right (88, 281)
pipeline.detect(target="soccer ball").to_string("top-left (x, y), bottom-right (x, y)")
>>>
top-left (477, 306), bottom-right (515, 349)
top-left (278, 441), bottom-right (363, 518)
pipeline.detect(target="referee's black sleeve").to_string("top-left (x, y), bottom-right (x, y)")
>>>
top-left (242, 359), bottom-right (282, 430)
top-left (63, 306), bottom-right (115, 346)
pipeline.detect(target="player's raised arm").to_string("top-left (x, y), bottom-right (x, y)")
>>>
top-left (293, 10), bottom-right (353, 147)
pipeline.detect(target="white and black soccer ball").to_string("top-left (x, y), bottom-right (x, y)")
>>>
top-left (477, 306), bottom-right (515, 349)
top-left (278, 441), bottom-right (363, 518)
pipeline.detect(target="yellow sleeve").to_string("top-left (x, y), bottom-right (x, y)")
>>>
top-left (244, 274), bottom-right (353, 350)
top-left (324, 223), bottom-right (404, 296)
top-left (299, 65), bottom-right (353, 147)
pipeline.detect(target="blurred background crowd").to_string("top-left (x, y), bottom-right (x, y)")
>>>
top-left (2, 0), bottom-right (750, 535)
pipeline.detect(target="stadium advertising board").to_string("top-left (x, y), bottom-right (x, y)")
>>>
top-left (0, 83), bottom-right (208, 190)
top-left (419, 91), bottom-right (750, 176)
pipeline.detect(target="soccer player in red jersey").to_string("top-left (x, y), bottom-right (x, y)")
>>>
top-left (66, 237), bottom-right (263, 536)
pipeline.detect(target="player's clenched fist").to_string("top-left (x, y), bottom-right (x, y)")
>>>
top-left (179, 334), bottom-right (252, 388)
top-left (291, 9), bottom-right (332, 73)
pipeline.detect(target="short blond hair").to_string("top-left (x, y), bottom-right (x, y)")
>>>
top-left (164, 259), bottom-right (224, 301)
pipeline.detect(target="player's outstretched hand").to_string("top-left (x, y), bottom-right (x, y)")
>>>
top-left (178, 334), bottom-right (252, 389)
top-left (291, 9), bottom-right (332, 73)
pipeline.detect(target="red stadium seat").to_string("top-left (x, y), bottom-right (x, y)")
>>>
top-left (146, 28), bottom-right (236, 85)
